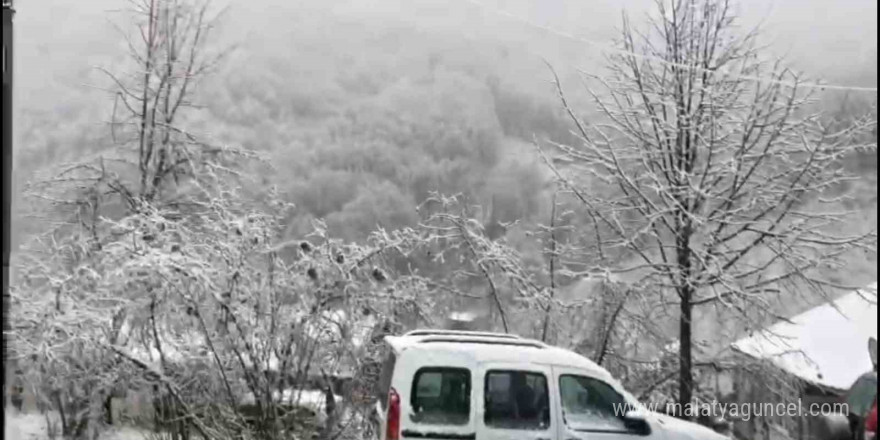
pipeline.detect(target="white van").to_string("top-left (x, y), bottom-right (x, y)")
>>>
top-left (372, 330), bottom-right (729, 440)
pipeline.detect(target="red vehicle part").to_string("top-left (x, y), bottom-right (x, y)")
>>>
top-left (386, 387), bottom-right (401, 440)
top-left (866, 400), bottom-right (877, 439)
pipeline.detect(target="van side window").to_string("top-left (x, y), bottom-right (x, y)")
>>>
top-left (484, 370), bottom-right (551, 430)
top-left (410, 367), bottom-right (471, 425)
top-left (558, 375), bottom-right (629, 432)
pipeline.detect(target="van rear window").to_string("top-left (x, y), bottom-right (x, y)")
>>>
top-left (410, 367), bottom-right (471, 425)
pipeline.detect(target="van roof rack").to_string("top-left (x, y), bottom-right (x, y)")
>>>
top-left (416, 336), bottom-right (546, 349)
top-left (404, 329), bottom-right (522, 340)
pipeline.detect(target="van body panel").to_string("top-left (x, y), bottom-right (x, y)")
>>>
top-left (377, 331), bottom-right (728, 440)
top-left (393, 345), bottom-right (479, 439)
top-left (384, 335), bottom-right (612, 380)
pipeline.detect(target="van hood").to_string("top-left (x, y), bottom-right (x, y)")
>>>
top-left (654, 414), bottom-right (729, 440)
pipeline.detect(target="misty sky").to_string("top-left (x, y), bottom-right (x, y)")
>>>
top-left (12, 0), bottom-right (878, 110)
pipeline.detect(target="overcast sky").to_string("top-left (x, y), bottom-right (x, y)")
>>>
top-left (13, 0), bottom-right (878, 105)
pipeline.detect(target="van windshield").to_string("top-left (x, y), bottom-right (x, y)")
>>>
top-left (410, 367), bottom-right (471, 425)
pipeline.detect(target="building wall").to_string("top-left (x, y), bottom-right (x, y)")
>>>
top-left (718, 356), bottom-right (844, 440)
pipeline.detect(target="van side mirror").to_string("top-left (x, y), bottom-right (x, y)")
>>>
top-left (623, 411), bottom-right (652, 436)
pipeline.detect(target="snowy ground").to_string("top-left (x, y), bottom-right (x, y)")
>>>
top-left (5, 409), bottom-right (151, 440)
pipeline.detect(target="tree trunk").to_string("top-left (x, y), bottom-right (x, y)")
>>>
top-left (676, 219), bottom-right (695, 420)
top-left (541, 190), bottom-right (558, 343)
top-left (678, 283), bottom-right (694, 420)
top-left (103, 394), bottom-right (113, 425)
top-left (152, 384), bottom-right (164, 433)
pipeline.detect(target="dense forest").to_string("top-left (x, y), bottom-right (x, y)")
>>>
top-left (13, 0), bottom-right (577, 245)
top-left (6, 0), bottom-right (878, 439)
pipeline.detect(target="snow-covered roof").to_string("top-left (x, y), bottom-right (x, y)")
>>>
top-left (239, 389), bottom-right (341, 411)
top-left (123, 310), bottom-right (375, 373)
top-left (448, 311), bottom-right (478, 321)
top-left (731, 283), bottom-right (878, 391)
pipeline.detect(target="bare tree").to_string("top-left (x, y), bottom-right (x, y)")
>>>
top-left (540, 189), bottom-right (559, 342)
top-left (105, 0), bottom-right (231, 204)
top-left (541, 0), bottom-right (877, 417)
top-left (10, 0), bottom-right (244, 437)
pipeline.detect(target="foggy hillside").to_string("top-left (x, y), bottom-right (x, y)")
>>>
top-left (12, 0), bottom-right (877, 119)
top-left (10, 0), bottom-right (878, 295)
top-left (11, 0), bottom-right (877, 282)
